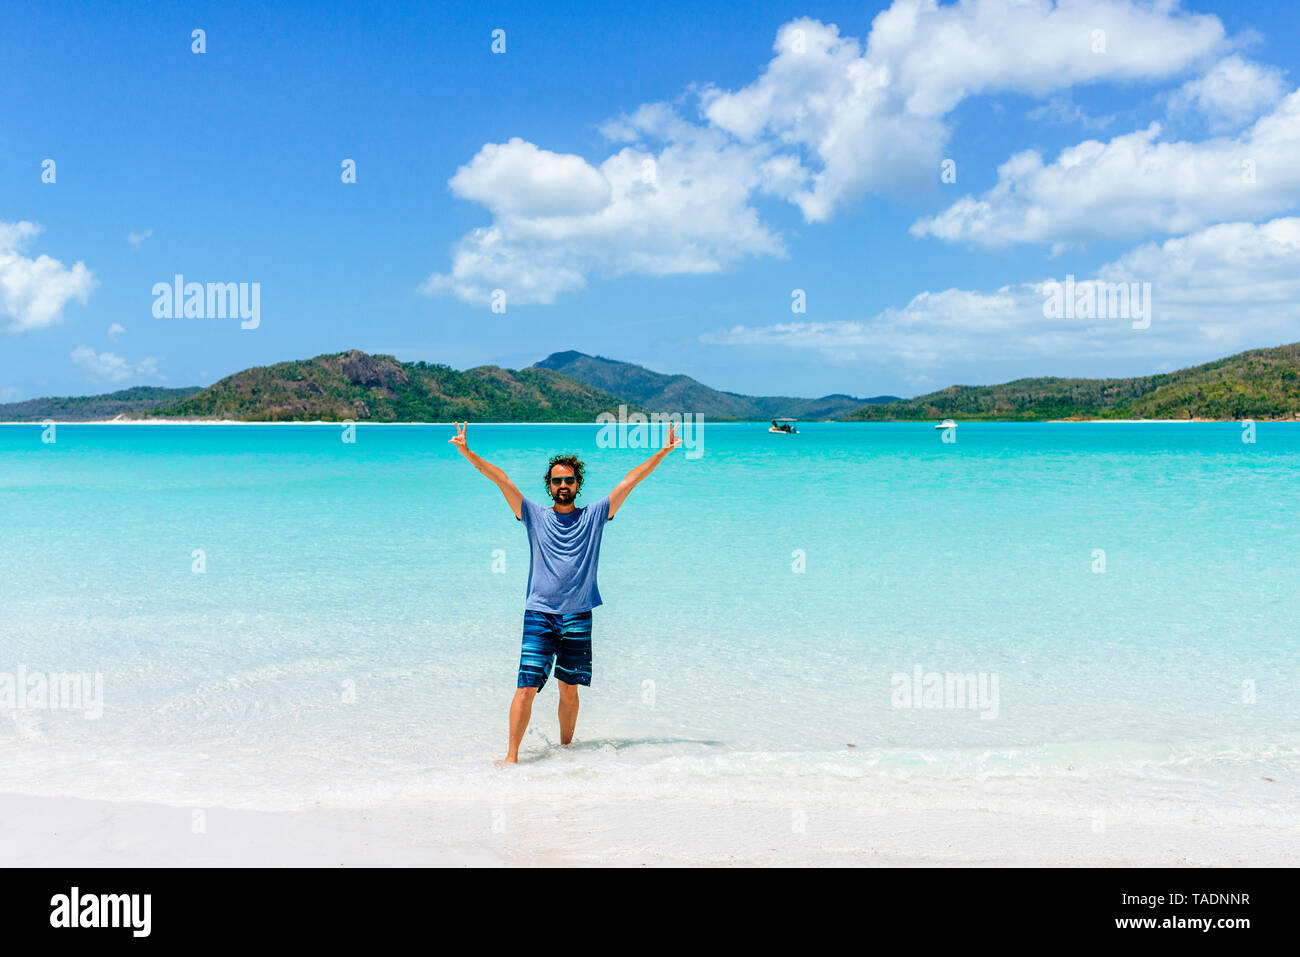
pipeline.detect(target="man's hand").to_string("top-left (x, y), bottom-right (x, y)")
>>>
top-left (448, 421), bottom-right (470, 456)
top-left (662, 422), bottom-right (683, 453)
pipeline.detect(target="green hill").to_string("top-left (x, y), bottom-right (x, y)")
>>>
top-left (0, 386), bottom-right (203, 422)
top-left (16, 342), bottom-right (1300, 424)
top-left (845, 342), bottom-right (1300, 421)
top-left (533, 350), bottom-right (897, 420)
top-left (150, 350), bottom-right (631, 422)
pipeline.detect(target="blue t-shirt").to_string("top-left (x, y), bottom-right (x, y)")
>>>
top-left (517, 494), bottom-right (613, 613)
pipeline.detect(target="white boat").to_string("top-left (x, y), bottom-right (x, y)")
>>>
top-left (935, 419), bottom-right (958, 430)
top-left (768, 419), bottom-right (799, 434)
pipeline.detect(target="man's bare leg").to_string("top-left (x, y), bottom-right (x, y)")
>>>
top-left (497, 686), bottom-right (539, 765)
top-left (558, 680), bottom-right (579, 746)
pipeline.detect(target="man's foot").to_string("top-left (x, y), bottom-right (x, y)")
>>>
top-left (494, 757), bottom-right (518, 767)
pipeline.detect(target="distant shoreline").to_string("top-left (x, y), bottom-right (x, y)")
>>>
top-left (4, 417), bottom-right (1299, 427)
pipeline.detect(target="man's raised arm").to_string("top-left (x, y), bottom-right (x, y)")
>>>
top-left (607, 422), bottom-right (681, 519)
top-left (448, 422), bottom-right (524, 519)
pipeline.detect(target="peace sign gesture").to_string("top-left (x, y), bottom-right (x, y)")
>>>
top-left (448, 421), bottom-right (470, 455)
top-left (663, 422), bottom-right (683, 452)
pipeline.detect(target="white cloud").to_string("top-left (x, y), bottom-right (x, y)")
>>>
top-left (107, 323), bottom-right (126, 340)
top-left (703, 288), bottom-right (1050, 369)
top-left (911, 89), bottom-right (1300, 248)
top-left (127, 229), bottom-right (153, 247)
top-left (70, 346), bottom-right (160, 383)
top-left (704, 217), bottom-right (1300, 369)
top-left (1169, 54), bottom-right (1287, 132)
top-left (702, 6), bottom-right (1222, 222)
top-left (0, 222), bottom-right (98, 331)
top-left (425, 125), bottom-right (784, 305)
top-left (1026, 96), bottom-right (1116, 130)
top-left (1101, 215), bottom-right (1300, 311)
top-left (859, 0), bottom-right (1225, 114)
top-left (428, 2), bottom-right (1231, 304)
top-left (446, 139), bottom-right (612, 218)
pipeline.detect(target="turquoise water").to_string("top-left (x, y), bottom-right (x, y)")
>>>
top-left (1, 422), bottom-right (1298, 813)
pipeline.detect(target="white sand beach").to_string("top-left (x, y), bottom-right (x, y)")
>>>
top-left (3, 782), bottom-right (1293, 867)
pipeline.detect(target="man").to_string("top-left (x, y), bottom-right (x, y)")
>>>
top-left (448, 420), bottom-right (680, 764)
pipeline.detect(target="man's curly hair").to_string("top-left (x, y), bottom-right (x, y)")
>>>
top-left (544, 453), bottom-right (586, 498)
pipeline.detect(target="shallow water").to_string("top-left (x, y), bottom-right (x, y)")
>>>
top-left (1, 422), bottom-right (1297, 818)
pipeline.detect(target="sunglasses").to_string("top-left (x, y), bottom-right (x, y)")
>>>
top-left (549, 476), bottom-right (578, 486)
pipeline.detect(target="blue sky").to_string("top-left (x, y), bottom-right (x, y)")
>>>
top-left (3, 0), bottom-right (1299, 402)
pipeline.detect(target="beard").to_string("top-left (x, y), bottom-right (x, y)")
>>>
top-left (551, 486), bottom-right (575, 504)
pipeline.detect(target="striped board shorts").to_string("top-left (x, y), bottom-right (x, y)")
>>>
top-left (517, 609), bottom-right (593, 690)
